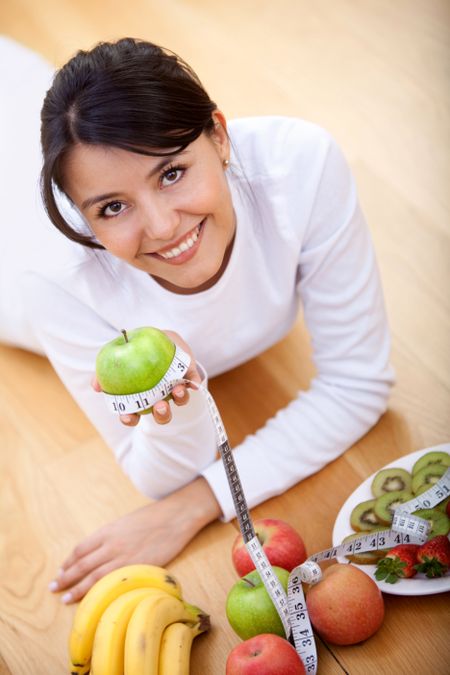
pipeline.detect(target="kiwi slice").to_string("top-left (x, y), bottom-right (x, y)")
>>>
top-left (436, 496), bottom-right (450, 514)
top-left (342, 532), bottom-right (388, 564)
top-left (412, 508), bottom-right (450, 538)
top-left (350, 499), bottom-right (380, 532)
top-left (374, 490), bottom-right (413, 525)
top-left (412, 450), bottom-right (450, 476)
top-left (412, 464), bottom-right (447, 495)
top-left (414, 482), bottom-right (432, 496)
top-left (371, 468), bottom-right (412, 497)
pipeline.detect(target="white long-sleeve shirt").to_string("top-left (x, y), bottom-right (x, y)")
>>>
top-left (0, 37), bottom-right (394, 521)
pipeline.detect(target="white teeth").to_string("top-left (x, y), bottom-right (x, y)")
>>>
top-left (158, 224), bottom-right (201, 259)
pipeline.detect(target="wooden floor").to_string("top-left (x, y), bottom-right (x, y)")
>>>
top-left (0, 1), bottom-right (449, 673)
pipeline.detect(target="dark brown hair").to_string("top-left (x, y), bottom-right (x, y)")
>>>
top-left (40, 38), bottom-right (217, 249)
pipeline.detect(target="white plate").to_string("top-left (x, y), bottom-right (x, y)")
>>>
top-left (332, 443), bottom-right (450, 595)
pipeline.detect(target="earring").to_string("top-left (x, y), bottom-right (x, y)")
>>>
top-left (223, 158), bottom-right (230, 167)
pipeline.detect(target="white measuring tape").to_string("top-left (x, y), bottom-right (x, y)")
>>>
top-left (101, 345), bottom-right (450, 673)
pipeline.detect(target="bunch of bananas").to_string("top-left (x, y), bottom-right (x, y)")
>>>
top-left (68, 564), bottom-right (210, 675)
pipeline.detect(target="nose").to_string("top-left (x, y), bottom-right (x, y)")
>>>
top-left (140, 195), bottom-right (181, 242)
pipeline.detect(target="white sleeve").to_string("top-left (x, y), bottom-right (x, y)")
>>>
top-left (21, 274), bottom-right (218, 500)
top-left (201, 137), bottom-right (395, 521)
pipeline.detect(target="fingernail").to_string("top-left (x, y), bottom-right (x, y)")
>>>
top-left (174, 389), bottom-right (184, 399)
top-left (61, 592), bottom-right (73, 604)
top-left (122, 415), bottom-right (132, 423)
top-left (155, 403), bottom-right (166, 415)
top-left (48, 580), bottom-right (59, 592)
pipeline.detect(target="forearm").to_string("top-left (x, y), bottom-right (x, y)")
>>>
top-left (202, 370), bottom-right (393, 521)
top-left (171, 476), bottom-right (223, 532)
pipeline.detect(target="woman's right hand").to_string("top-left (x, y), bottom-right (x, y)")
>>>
top-left (92, 329), bottom-right (202, 427)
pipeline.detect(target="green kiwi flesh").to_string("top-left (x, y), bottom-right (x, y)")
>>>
top-left (371, 468), bottom-right (412, 497)
top-left (412, 451), bottom-right (450, 476)
top-left (411, 463), bottom-right (447, 495)
top-left (436, 496), bottom-right (450, 513)
top-left (350, 499), bottom-right (380, 532)
top-left (374, 490), bottom-right (413, 525)
top-left (412, 508), bottom-right (450, 538)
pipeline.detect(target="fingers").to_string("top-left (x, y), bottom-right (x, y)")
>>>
top-left (59, 532), bottom-right (103, 572)
top-left (53, 557), bottom-right (121, 604)
top-left (91, 374), bottom-right (102, 392)
top-left (152, 400), bottom-right (172, 425)
top-left (152, 384), bottom-right (194, 424)
top-left (171, 385), bottom-right (190, 407)
top-left (120, 413), bottom-right (140, 426)
top-left (49, 537), bottom-right (108, 603)
top-left (120, 387), bottom-right (193, 426)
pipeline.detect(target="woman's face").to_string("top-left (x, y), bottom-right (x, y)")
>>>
top-left (63, 112), bottom-right (235, 293)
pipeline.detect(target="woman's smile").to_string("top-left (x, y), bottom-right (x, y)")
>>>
top-left (148, 218), bottom-right (206, 265)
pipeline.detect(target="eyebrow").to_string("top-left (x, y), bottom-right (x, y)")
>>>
top-left (80, 151), bottom-right (187, 211)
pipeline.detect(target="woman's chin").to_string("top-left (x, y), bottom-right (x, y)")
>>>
top-left (151, 263), bottom-right (223, 294)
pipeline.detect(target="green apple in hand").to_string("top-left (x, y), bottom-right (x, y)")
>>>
top-left (96, 327), bottom-right (175, 395)
top-left (226, 566), bottom-right (290, 640)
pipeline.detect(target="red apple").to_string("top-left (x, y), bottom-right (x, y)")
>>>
top-left (232, 518), bottom-right (307, 577)
top-left (306, 563), bottom-right (384, 645)
top-left (226, 634), bottom-right (306, 674)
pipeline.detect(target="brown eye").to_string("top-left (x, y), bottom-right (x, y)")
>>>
top-left (165, 169), bottom-right (178, 182)
top-left (102, 201), bottom-right (125, 217)
top-left (161, 166), bottom-right (185, 187)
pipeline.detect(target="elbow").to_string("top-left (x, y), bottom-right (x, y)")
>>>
top-left (314, 361), bottom-right (395, 435)
top-left (351, 368), bottom-right (395, 432)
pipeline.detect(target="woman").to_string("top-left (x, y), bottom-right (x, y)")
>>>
top-left (1, 37), bottom-right (394, 604)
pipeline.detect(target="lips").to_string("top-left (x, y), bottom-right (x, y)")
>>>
top-left (147, 219), bottom-right (206, 265)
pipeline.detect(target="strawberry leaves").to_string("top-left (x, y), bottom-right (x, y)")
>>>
top-left (375, 544), bottom-right (419, 584)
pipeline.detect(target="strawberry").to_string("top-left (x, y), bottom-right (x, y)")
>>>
top-left (375, 544), bottom-right (419, 584)
top-left (414, 535), bottom-right (450, 578)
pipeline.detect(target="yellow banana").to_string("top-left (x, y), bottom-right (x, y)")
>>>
top-left (69, 564), bottom-right (182, 674)
top-left (124, 596), bottom-right (210, 675)
top-left (158, 622), bottom-right (206, 675)
top-left (89, 587), bottom-right (167, 675)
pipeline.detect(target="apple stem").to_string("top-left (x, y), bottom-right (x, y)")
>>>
top-left (121, 329), bottom-right (129, 343)
top-left (242, 578), bottom-right (256, 588)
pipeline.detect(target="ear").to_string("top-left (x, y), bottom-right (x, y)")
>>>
top-left (209, 109), bottom-right (230, 162)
